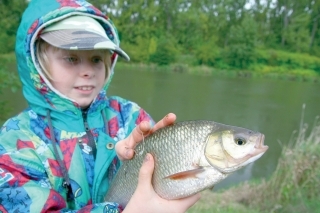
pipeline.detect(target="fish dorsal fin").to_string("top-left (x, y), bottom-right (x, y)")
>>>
top-left (164, 168), bottom-right (205, 180)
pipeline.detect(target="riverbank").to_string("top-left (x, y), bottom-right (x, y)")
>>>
top-left (187, 113), bottom-right (320, 213)
top-left (116, 62), bottom-right (320, 83)
top-left (1, 53), bottom-right (320, 83)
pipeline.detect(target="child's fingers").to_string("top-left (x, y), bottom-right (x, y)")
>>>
top-left (137, 153), bottom-right (154, 190)
top-left (126, 113), bottom-right (176, 158)
top-left (151, 113), bottom-right (176, 133)
top-left (130, 121), bottom-right (152, 145)
top-left (116, 113), bottom-right (176, 161)
top-left (116, 121), bottom-right (152, 160)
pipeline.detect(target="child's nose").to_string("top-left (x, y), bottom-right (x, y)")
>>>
top-left (80, 61), bottom-right (95, 77)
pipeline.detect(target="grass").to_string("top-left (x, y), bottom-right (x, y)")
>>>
top-left (187, 107), bottom-right (320, 213)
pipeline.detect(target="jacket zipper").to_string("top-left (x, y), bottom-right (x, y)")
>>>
top-left (82, 110), bottom-right (97, 159)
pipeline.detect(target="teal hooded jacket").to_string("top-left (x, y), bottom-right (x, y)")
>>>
top-left (0, 0), bottom-right (153, 212)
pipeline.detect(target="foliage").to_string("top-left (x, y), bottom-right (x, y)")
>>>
top-left (222, 14), bottom-right (259, 69)
top-left (0, 0), bottom-right (25, 121)
top-left (194, 35), bottom-right (220, 67)
top-left (120, 36), bottom-right (152, 63)
top-left (0, 0), bottom-right (28, 54)
top-left (255, 49), bottom-right (320, 72)
top-left (92, 0), bottom-right (320, 76)
top-left (149, 35), bottom-right (178, 66)
top-left (0, 54), bottom-right (21, 121)
top-left (0, 0), bottom-right (320, 75)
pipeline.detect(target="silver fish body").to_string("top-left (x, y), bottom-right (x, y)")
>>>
top-left (105, 120), bottom-right (268, 207)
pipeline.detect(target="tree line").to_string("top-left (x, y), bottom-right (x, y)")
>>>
top-left (91, 0), bottom-right (320, 73)
top-left (1, 0), bottom-right (320, 73)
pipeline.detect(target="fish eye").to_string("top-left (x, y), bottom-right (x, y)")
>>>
top-left (234, 138), bottom-right (246, 145)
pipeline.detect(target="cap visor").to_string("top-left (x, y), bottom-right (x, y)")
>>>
top-left (40, 29), bottom-right (130, 61)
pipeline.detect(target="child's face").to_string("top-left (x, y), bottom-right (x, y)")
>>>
top-left (46, 45), bottom-right (106, 108)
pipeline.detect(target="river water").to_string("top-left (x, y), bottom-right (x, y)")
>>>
top-left (2, 68), bottom-right (320, 190)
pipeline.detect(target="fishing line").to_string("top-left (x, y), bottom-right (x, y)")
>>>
top-left (136, 131), bottom-right (145, 156)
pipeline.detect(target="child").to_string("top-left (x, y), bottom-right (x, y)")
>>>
top-left (0, 0), bottom-right (200, 212)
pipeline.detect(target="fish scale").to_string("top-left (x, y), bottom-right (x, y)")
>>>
top-left (105, 120), bottom-right (268, 207)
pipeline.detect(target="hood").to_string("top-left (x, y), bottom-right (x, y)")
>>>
top-left (15, 0), bottom-right (122, 118)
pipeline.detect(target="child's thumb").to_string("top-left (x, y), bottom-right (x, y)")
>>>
top-left (137, 153), bottom-right (155, 190)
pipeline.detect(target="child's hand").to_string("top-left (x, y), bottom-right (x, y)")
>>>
top-left (115, 113), bottom-right (176, 161)
top-left (123, 153), bottom-right (201, 213)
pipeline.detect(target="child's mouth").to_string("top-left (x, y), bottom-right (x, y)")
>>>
top-left (76, 86), bottom-right (94, 91)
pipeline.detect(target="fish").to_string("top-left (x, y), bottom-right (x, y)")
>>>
top-left (105, 120), bottom-right (268, 207)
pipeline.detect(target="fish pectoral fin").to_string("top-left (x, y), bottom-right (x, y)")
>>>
top-left (164, 168), bottom-right (205, 180)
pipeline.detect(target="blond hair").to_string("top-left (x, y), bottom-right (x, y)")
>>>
top-left (36, 39), bottom-right (111, 80)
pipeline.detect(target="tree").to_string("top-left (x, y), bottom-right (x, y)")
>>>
top-left (309, 0), bottom-right (320, 55)
top-left (149, 35), bottom-right (178, 66)
top-left (224, 14), bottom-right (258, 69)
top-left (91, 0), bottom-right (320, 65)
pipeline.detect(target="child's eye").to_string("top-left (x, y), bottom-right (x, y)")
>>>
top-left (64, 56), bottom-right (79, 63)
top-left (92, 57), bottom-right (103, 64)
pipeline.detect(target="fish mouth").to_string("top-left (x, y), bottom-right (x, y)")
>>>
top-left (255, 134), bottom-right (268, 153)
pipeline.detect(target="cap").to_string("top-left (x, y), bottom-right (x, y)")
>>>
top-left (39, 15), bottom-right (130, 61)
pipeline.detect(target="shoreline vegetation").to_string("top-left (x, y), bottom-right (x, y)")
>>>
top-left (116, 61), bottom-right (320, 83)
top-left (1, 53), bottom-right (320, 84)
top-left (187, 108), bottom-right (320, 213)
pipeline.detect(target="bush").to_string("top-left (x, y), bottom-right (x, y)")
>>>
top-left (256, 49), bottom-right (320, 73)
top-left (149, 35), bottom-right (179, 66)
top-left (120, 36), bottom-right (153, 63)
top-left (194, 35), bottom-right (220, 66)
